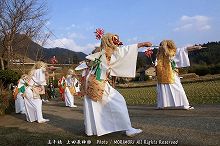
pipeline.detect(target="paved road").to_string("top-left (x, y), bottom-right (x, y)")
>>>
top-left (0, 99), bottom-right (219, 146)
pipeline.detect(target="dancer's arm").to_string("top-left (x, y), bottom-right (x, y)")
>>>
top-left (137, 42), bottom-right (152, 48)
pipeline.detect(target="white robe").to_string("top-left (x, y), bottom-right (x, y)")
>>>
top-left (15, 79), bottom-right (26, 114)
top-left (15, 93), bottom-right (25, 114)
top-left (24, 87), bottom-right (44, 122)
top-left (84, 44), bottom-right (138, 136)
top-left (157, 47), bottom-right (191, 109)
top-left (64, 76), bottom-right (79, 107)
top-left (24, 68), bottom-right (47, 122)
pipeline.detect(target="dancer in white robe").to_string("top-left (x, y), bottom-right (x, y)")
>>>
top-left (156, 40), bottom-right (204, 109)
top-left (64, 69), bottom-right (79, 108)
top-left (14, 75), bottom-right (28, 114)
top-left (84, 31), bottom-right (152, 137)
top-left (24, 61), bottom-right (49, 123)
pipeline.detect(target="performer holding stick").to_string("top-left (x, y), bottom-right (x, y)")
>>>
top-left (84, 28), bottom-right (152, 137)
top-left (146, 40), bottom-right (206, 110)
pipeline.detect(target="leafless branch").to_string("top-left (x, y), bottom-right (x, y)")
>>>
top-left (0, 0), bottom-right (48, 69)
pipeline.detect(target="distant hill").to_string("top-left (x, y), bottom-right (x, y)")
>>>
top-left (1, 34), bottom-right (219, 74)
top-left (43, 47), bottom-right (87, 64)
top-left (188, 41), bottom-right (220, 65)
top-left (187, 41), bottom-right (220, 75)
top-left (136, 41), bottom-right (220, 75)
top-left (0, 34), bottom-right (87, 64)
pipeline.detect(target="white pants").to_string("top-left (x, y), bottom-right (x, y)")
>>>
top-left (64, 87), bottom-right (75, 107)
top-left (157, 75), bottom-right (190, 108)
top-left (15, 93), bottom-right (26, 114)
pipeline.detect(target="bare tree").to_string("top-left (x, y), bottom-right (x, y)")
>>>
top-left (0, 0), bottom-right (48, 70)
top-left (34, 31), bottom-right (51, 61)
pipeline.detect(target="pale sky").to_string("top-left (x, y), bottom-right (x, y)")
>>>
top-left (43, 0), bottom-right (220, 54)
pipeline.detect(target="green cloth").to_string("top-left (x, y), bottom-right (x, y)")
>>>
top-left (18, 86), bottom-right (25, 93)
top-left (95, 64), bottom-right (102, 81)
top-left (92, 56), bottom-right (102, 81)
top-left (171, 60), bottom-right (176, 70)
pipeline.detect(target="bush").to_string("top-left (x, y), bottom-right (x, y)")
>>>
top-left (195, 66), bottom-right (210, 76)
top-left (209, 63), bottom-right (220, 74)
top-left (0, 70), bottom-right (21, 87)
top-left (0, 81), bottom-right (14, 115)
top-left (188, 63), bottom-right (220, 76)
top-left (132, 74), bottom-right (149, 82)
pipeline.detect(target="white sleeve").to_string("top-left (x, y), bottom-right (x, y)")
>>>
top-left (173, 47), bottom-right (190, 68)
top-left (17, 79), bottom-right (25, 88)
top-left (110, 44), bottom-right (139, 77)
top-left (85, 51), bottom-right (104, 61)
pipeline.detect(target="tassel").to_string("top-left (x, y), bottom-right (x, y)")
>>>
top-left (92, 57), bottom-right (102, 81)
top-left (96, 64), bottom-right (102, 81)
top-left (18, 86), bottom-right (26, 93)
top-left (171, 60), bottom-right (176, 70)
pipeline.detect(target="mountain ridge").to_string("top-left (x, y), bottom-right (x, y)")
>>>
top-left (0, 34), bottom-right (88, 64)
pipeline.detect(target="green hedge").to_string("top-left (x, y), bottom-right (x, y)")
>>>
top-left (188, 64), bottom-right (220, 76)
top-left (0, 70), bottom-right (21, 87)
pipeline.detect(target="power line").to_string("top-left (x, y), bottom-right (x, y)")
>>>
top-left (43, 23), bottom-right (69, 49)
top-left (36, 17), bottom-right (69, 49)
